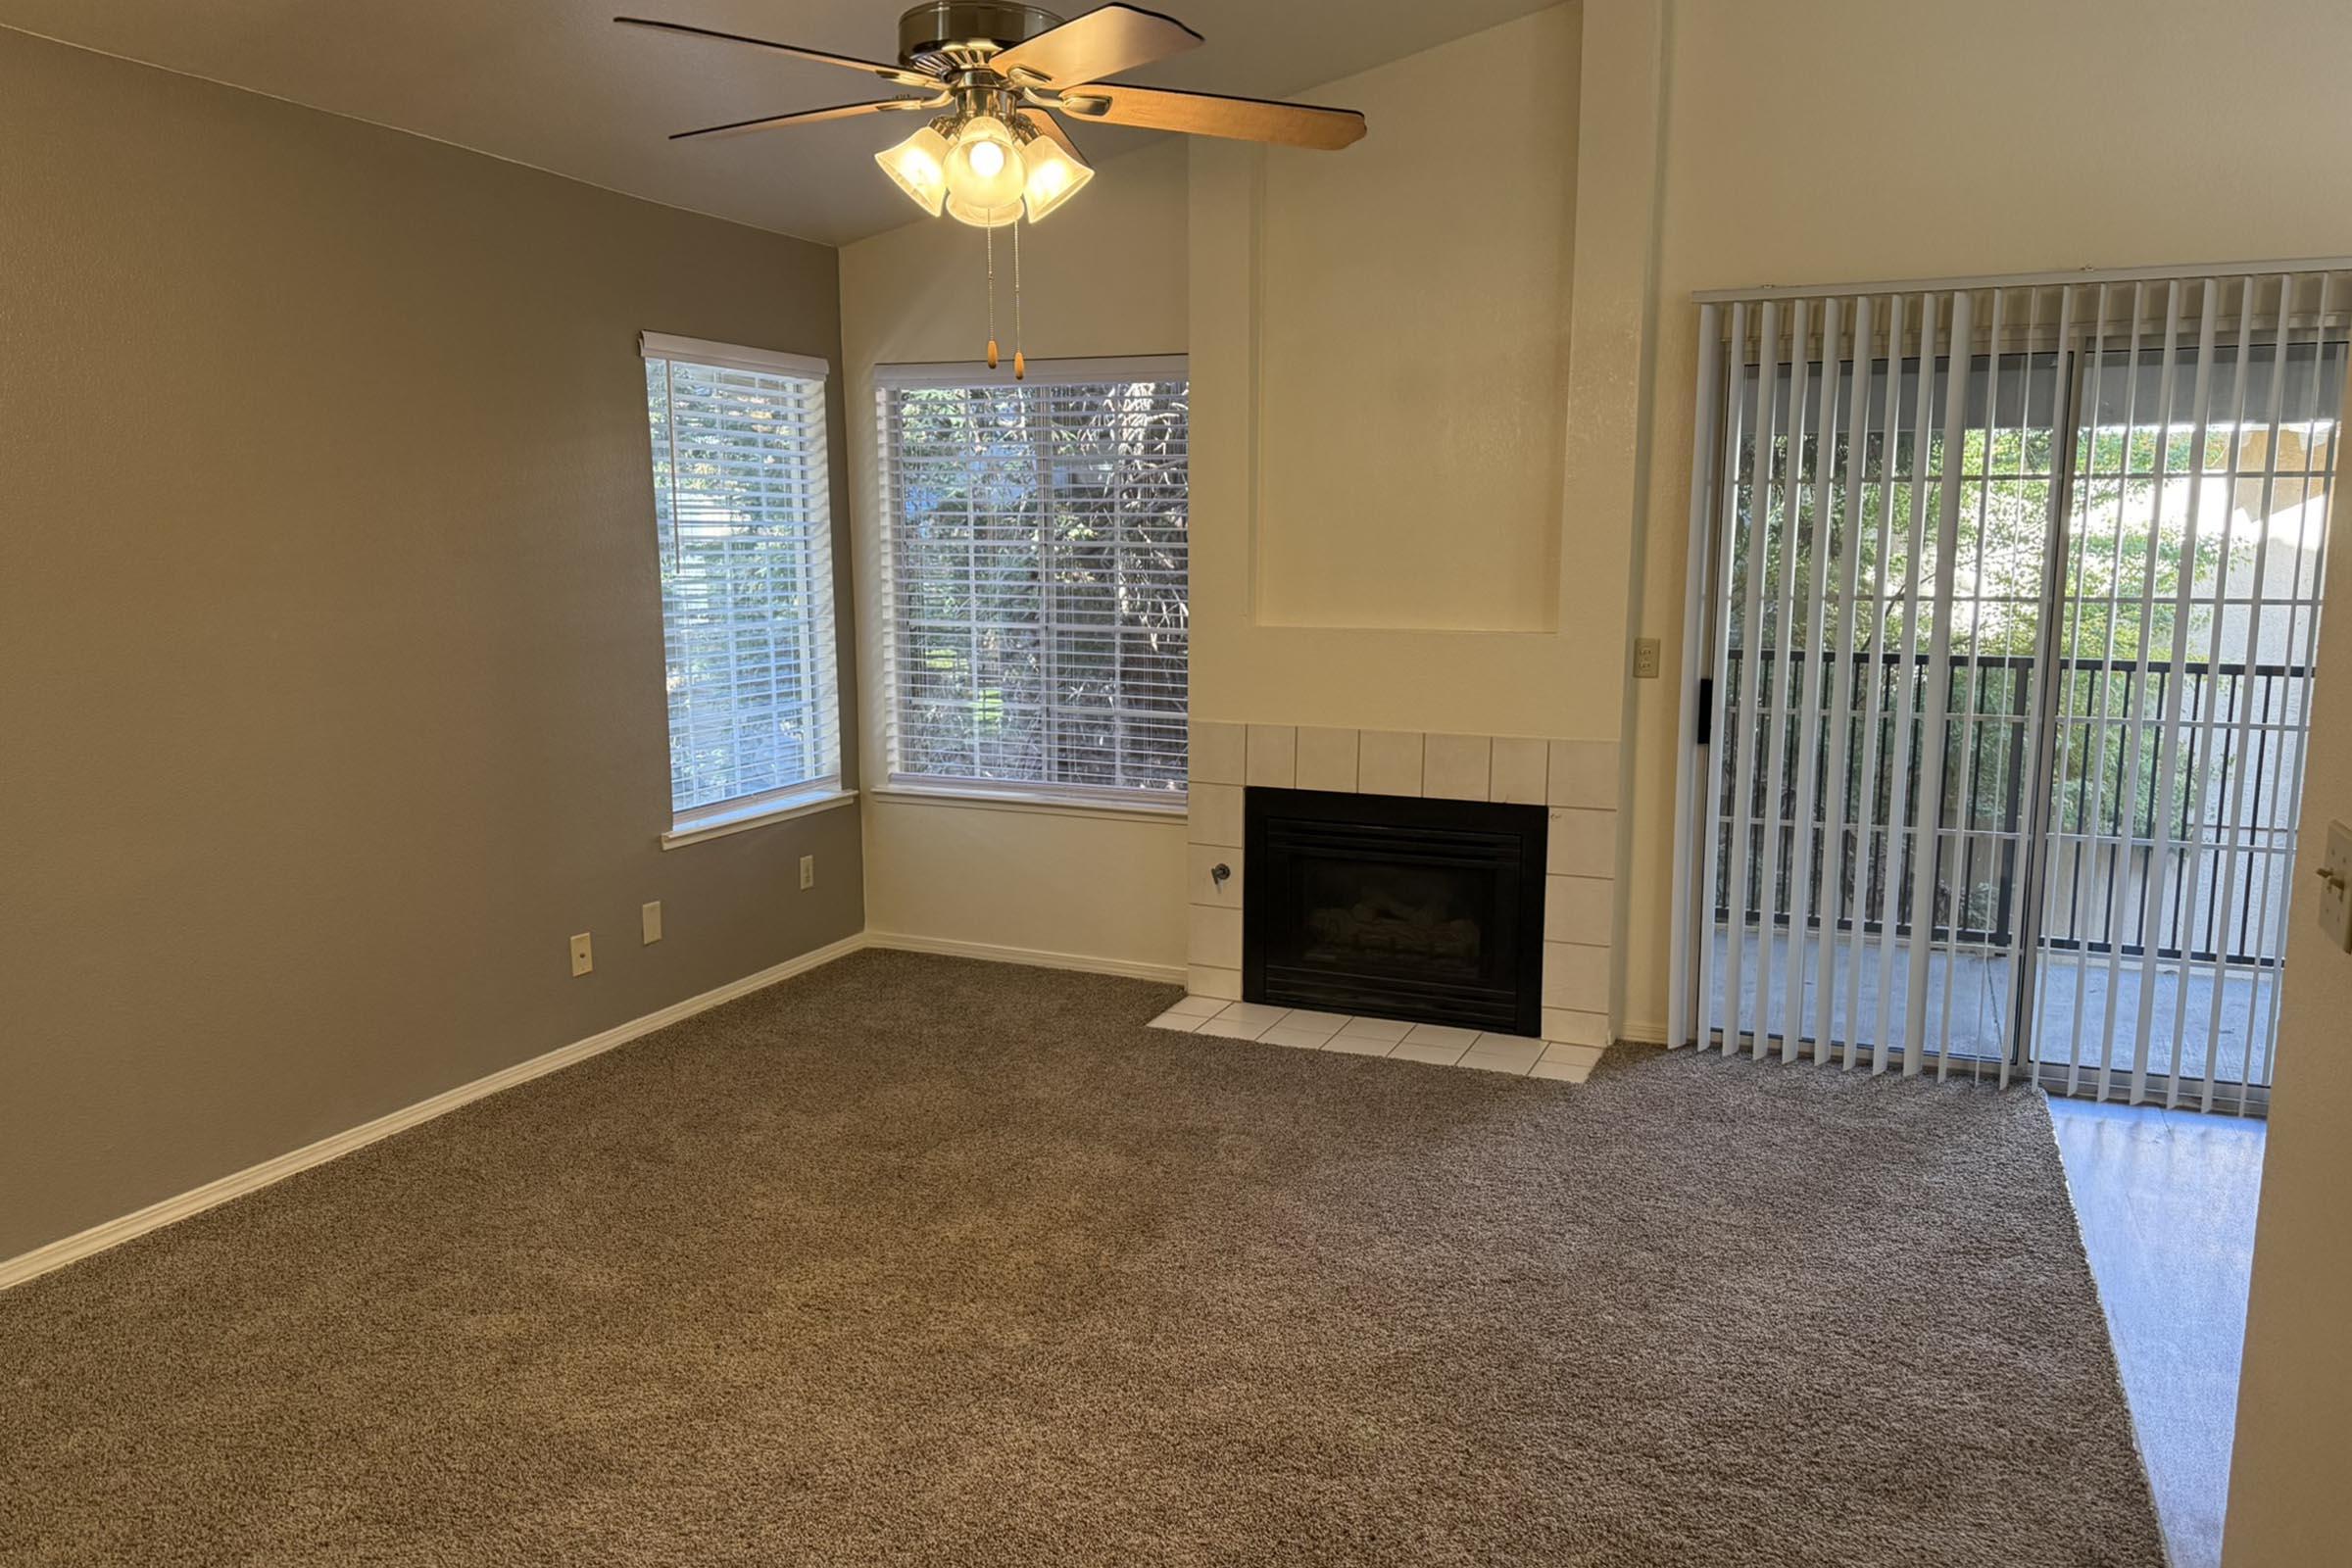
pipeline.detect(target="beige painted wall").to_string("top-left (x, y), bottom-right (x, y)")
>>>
top-left (840, 141), bottom-right (1193, 973)
top-left (1614, 0), bottom-right (2352, 1038)
top-left (1248, 10), bottom-right (1578, 635)
top-left (0, 32), bottom-right (863, 1261)
top-left (2222, 376), bottom-right (2352, 1564)
top-left (1190, 5), bottom-right (1616, 739)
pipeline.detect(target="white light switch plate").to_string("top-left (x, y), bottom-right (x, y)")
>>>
top-left (2320, 820), bottom-right (2352, 954)
top-left (642, 901), bottom-right (662, 945)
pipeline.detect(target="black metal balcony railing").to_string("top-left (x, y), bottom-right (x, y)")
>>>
top-left (1709, 647), bottom-right (2312, 968)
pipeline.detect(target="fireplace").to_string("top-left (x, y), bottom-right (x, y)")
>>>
top-left (1243, 787), bottom-right (1547, 1035)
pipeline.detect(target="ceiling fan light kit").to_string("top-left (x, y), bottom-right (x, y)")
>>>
top-left (619, 2), bottom-right (1365, 364)
top-left (876, 102), bottom-right (1091, 228)
top-left (1014, 123), bottom-right (1092, 220)
top-left (875, 122), bottom-right (954, 215)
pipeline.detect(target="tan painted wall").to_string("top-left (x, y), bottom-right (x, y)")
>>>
top-left (0, 32), bottom-right (864, 1261)
top-left (1615, 0), bottom-right (2352, 1038)
top-left (2222, 378), bottom-right (2352, 1564)
top-left (1189, 6), bottom-right (1602, 736)
top-left (1246, 10), bottom-right (1578, 637)
top-left (840, 141), bottom-right (1193, 973)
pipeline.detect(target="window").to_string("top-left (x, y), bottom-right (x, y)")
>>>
top-left (642, 333), bottom-right (842, 836)
top-left (876, 358), bottom-right (1189, 806)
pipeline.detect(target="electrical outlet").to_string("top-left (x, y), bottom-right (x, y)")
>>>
top-left (569, 932), bottom-right (594, 977)
top-left (642, 901), bottom-right (662, 945)
top-left (1633, 637), bottom-right (1662, 679)
top-left (800, 855), bottom-right (815, 891)
top-left (2318, 819), bottom-right (2352, 955)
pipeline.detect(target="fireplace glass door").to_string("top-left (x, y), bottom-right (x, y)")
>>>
top-left (1245, 788), bottom-right (1547, 1035)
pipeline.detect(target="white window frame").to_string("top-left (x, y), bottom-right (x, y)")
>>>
top-left (642, 332), bottom-right (852, 850)
top-left (873, 355), bottom-right (1190, 815)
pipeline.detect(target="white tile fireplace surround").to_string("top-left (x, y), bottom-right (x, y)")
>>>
top-left (1182, 721), bottom-right (1618, 1053)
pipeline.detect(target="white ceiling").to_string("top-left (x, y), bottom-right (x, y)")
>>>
top-left (0, 0), bottom-right (1560, 245)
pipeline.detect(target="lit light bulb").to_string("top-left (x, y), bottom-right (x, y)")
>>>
top-left (874, 123), bottom-right (952, 216)
top-left (943, 115), bottom-right (1026, 225)
top-left (1019, 133), bottom-right (1093, 221)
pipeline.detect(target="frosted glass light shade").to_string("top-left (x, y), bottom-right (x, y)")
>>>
top-left (875, 123), bottom-right (951, 216)
top-left (1019, 134), bottom-right (1093, 221)
top-left (944, 189), bottom-right (1024, 228)
top-left (943, 115), bottom-right (1026, 217)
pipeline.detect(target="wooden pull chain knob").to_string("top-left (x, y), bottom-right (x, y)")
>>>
top-left (986, 338), bottom-right (1000, 370)
top-left (1013, 350), bottom-right (1026, 381)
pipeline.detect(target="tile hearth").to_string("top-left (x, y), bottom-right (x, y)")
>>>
top-left (1148, 996), bottom-right (1605, 1082)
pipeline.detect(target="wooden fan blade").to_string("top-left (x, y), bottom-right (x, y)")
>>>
top-left (991, 4), bottom-right (1201, 88)
top-left (1052, 82), bottom-right (1365, 150)
top-left (614, 16), bottom-right (942, 93)
top-left (669, 97), bottom-right (942, 142)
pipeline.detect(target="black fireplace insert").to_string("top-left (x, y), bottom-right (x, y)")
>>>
top-left (1243, 786), bottom-right (1547, 1035)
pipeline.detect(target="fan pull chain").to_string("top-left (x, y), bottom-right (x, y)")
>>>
top-left (984, 221), bottom-right (1000, 370)
top-left (1011, 215), bottom-right (1026, 380)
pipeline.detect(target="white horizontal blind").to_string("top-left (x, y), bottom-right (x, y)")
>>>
top-left (875, 361), bottom-right (1189, 800)
top-left (1674, 265), bottom-right (2348, 1114)
top-left (643, 343), bottom-right (840, 820)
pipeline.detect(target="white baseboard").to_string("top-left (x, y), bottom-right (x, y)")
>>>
top-left (863, 929), bottom-right (1186, 986)
top-left (1, 928), bottom-right (1185, 1293)
top-left (0, 931), bottom-right (868, 1295)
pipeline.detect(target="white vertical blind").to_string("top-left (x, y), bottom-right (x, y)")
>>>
top-left (1819, 292), bottom-right (1876, 1072)
top-left (1677, 263), bottom-right (2349, 1113)
top-left (642, 341), bottom-right (841, 821)
top-left (1878, 291), bottom-right (1943, 1074)
top-left (1780, 297), bottom-right (1841, 1065)
top-left (1691, 300), bottom-right (1744, 1066)
top-left (2036, 274), bottom-right (2344, 1110)
top-left (1668, 303), bottom-right (1726, 1056)
top-left (874, 359), bottom-right (1189, 801)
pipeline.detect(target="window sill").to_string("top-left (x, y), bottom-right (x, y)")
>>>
top-left (869, 782), bottom-right (1188, 824)
top-left (660, 787), bottom-right (858, 851)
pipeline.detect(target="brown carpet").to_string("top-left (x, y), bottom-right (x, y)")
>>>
top-left (0, 950), bottom-right (2162, 1566)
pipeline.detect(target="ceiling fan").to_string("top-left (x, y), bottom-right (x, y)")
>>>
top-left (616, 2), bottom-right (1368, 227)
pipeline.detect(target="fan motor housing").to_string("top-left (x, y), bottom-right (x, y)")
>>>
top-left (898, 2), bottom-right (1064, 71)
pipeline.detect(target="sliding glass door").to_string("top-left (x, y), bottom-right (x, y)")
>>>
top-left (1674, 269), bottom-right (2346, 1113)
top-left (2030, 292), bottom-right (2343, 1109)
